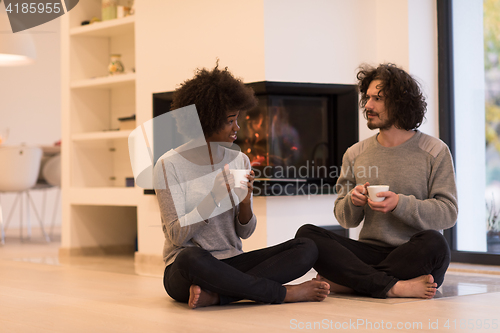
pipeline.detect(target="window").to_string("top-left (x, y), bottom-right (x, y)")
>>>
top-left (439, 0), bottom-right (500, 264)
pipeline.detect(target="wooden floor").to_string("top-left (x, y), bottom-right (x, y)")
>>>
top-left (2, 230), bottom-right (500, 333)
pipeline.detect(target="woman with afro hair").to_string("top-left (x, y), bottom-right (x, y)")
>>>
top-left (154, 63), bottom-right (330, 309)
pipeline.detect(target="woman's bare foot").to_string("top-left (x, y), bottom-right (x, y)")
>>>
top-left (188, 285), bottom-right (220, 309)
top-left (314, 274), bottom-right (354, 294)
top-left (284, 280), bottom-right (330, 302)
top-left (386, 274), bottom-right (437, 299)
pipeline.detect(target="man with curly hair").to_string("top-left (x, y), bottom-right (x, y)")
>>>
top-left (296, 63), bottom-right (458, 299)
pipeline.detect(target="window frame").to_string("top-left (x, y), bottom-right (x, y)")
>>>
top-left (438, 0), bottom-right (500, 264)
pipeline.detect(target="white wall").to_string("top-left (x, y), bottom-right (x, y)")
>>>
top-left (0, 7), bottom-right (61, 231)
top-left (266, 195), bottom-right (338, 246)
top-left (0, 9), bottom-right (61, 146)
top-left (408, 0), bottom-right (439, 137)
top-left (135, 0), bottom-right (266, 255)
top-left (264, 0), bottom-right (376, 85)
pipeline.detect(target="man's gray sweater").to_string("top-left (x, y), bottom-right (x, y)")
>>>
top-left (334, 130), bottom-right (458, 247)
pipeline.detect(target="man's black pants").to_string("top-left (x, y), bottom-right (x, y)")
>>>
top-left (295, 224), bottom-right (450, 298)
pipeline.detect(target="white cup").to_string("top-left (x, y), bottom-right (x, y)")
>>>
top-left (367, 185), bottom-right (389, 202)
top-left (230, 169), bottom-right (250, 188)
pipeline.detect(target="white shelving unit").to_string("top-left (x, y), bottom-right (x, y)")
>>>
top-left (61, 0), bottom-right (138, 255)
top-left (69, 15), bottom-right (135, 37)
top-left (71, 130), bottom-right (133, 142)
top-left (70, 72), bottom-right (136, 89)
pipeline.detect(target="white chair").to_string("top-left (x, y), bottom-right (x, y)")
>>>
top-left (0, 146), bottom-right (50, 244)
top-left (41, 153), bottom-right (61, 238)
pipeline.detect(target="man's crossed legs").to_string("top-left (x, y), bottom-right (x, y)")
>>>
top-left (296, 224), bottom-right (450, 299)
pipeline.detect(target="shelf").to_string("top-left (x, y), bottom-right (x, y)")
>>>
top-left (62, 0), bottom-right (139, 255)
top-left (72, 130), bottom-right (133, 142)
top-left (71, 73), bottom-right (136, 89)
top-left (69, 187), bottom-right (138, 206)
top-left (70, 16), bottom-right (135, 38)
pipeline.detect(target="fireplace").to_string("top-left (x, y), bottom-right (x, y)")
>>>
top-left (151, 81), bottom-right (358, 196)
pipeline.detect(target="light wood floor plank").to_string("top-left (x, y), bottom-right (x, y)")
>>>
top-left (2, 233), bottom-right (500, 332)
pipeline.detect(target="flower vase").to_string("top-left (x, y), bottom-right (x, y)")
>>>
top-left (108, 54), bottom-right (124, 75)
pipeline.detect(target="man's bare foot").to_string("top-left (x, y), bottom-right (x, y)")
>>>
top-left (188, 285), bottom-right (220, 309)
top-left (386, 275), bottom-right (437, 299)
top-left (284, 280), bottom-right (330, 302)
top-left (314, 274), bottom-right (354, 294)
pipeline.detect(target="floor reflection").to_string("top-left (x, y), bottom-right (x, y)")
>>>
top-left (329, 272), bottom-right (500, 304)
top-left (435, 272), bottom-right (500, 298)
top-left (12, 257), bottom-right (60, 266)
top-left (11, 255), bottom-right (137, 275)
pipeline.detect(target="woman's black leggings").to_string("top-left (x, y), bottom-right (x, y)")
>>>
top-left (163, 237), bottom-right (318, 305)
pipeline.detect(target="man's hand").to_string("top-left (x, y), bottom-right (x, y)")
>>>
top-left (368, 191), bottom-right (399, 213)
top-left (351, 182), bottom-right (369, 207)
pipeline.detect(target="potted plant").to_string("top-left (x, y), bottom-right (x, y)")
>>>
top-left (486, 197), bottom-right (500, 253)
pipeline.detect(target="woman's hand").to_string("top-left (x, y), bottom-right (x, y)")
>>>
top-left (211, 164), bottom-right (233, 203)
top-left (235, 170), bottom-right (255, 224)
top-left (234, 170), bottom-right (255, 204)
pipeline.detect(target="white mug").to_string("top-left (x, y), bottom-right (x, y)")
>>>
top-left (230, 169), bottom-right (250, 188)
top-left (367, 185), bottom-right (390, 202)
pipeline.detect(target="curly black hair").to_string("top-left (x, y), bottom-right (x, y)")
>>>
top-left (357, 63), bottom-right (427, 131)
top-left (171, 62), bottom-right (258, 139)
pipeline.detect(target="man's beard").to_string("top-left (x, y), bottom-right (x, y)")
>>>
top-left (365, 110), bottom-right (393, 130)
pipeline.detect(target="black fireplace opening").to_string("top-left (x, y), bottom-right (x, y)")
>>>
top-left (150, 81), bottom-right (359, 196)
